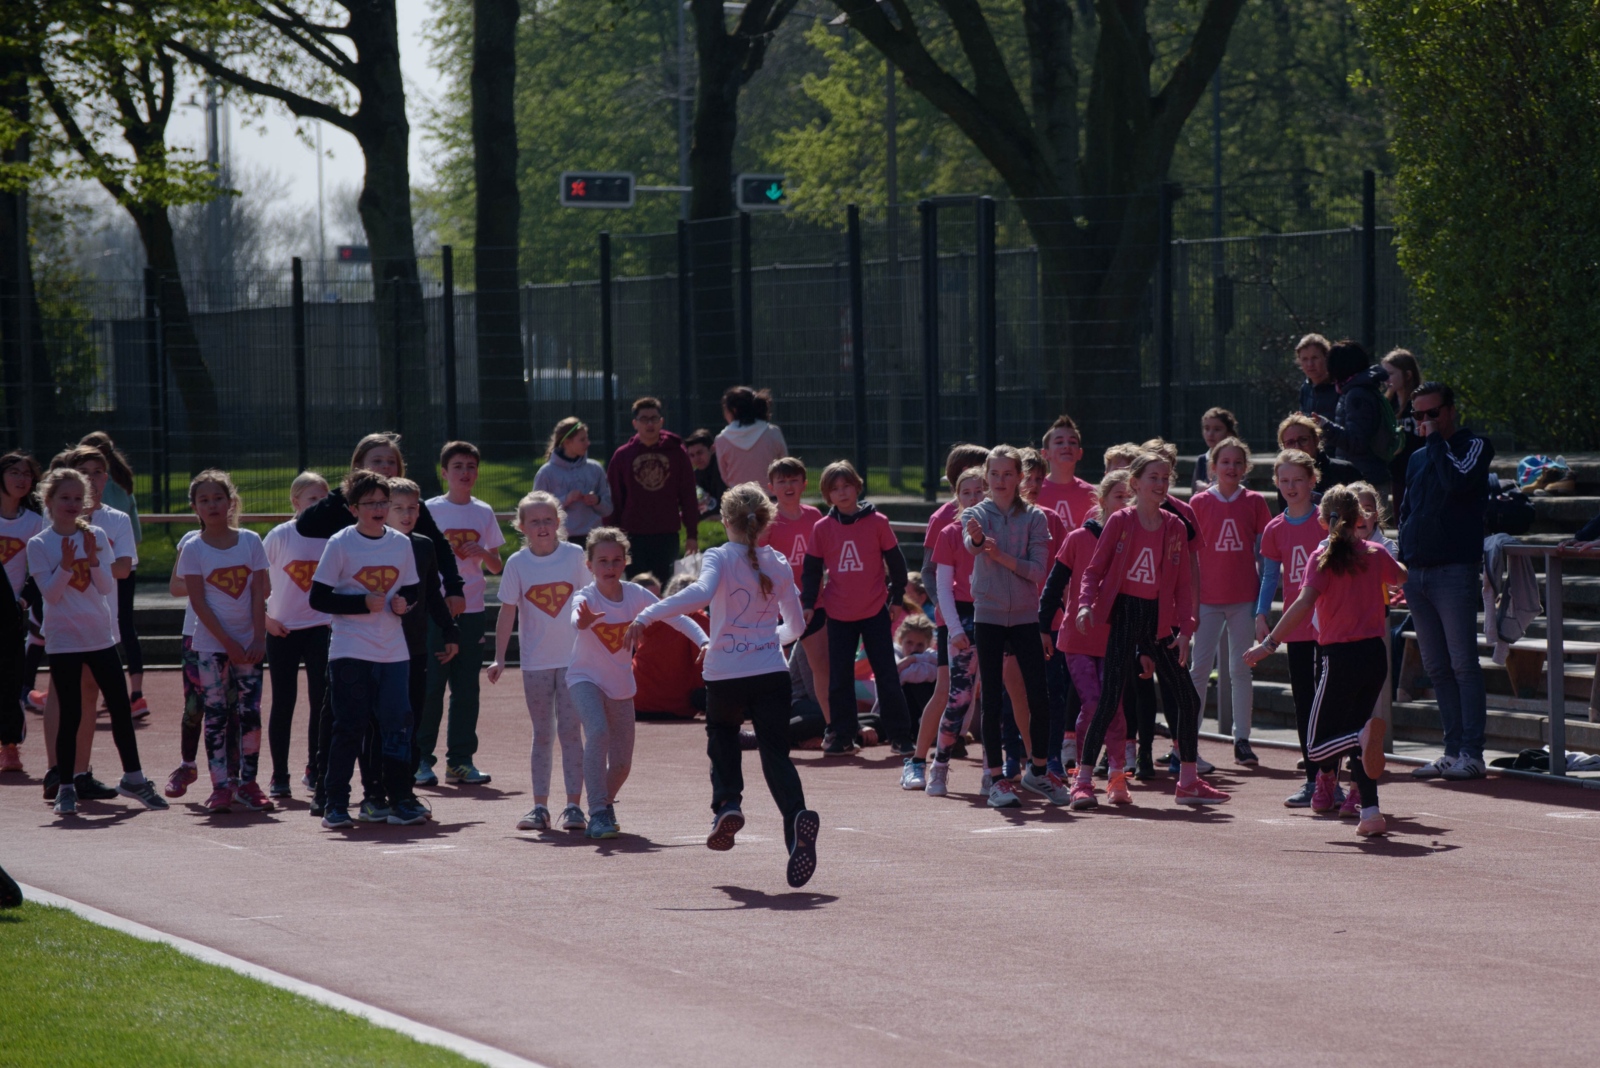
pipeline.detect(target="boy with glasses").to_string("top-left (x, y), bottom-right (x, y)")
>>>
top-left (606, 397), bottom-right (700, 583)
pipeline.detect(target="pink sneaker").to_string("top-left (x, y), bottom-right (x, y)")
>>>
top-left (1174, 779), bottom-right (1230, 805)
top-left (203, 786), bottom-right (234, 813)
top-left (1310, 770), bottom-right (1340, 814)
top-left (0, 743), bottom-right (21, 773)
top-left (129, 696), bottom-right (150, 720)
top-left (1338, 786), bottom-right (1362, 819)
top-left (1356, 812), bottom-right (1388, 837)
top-left (1069, 780), bottom-right (1098, 811)
top-left (233, 781), bottom-right (275, 812)
top-left (164, 763), bottom-right (198, 798)
top-left (25, 689), bottom-right (46, 713)
top-left (1107, 770), bottom-right (1133, 805)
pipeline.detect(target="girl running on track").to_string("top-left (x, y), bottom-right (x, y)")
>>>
top-left (1187, 436), bottom-right (1272, 767)
top-left (1076, 452), bottom-right (1226, 806)
top-left (760, 457), bottom-right (828, 726)
top-left (29, 468), bottom-right (165, 815)
top-left (918, 466), bottom-right (986, 796)
top-left (0, 451), bottom-right (42, 774)
top-left (488, 490), bottom-right (592, 834)
top-left (1256, 450), bottom-right (1326, 808)
top-left (1039, 468), bottom-right (1135, 808)
top-left (263, 472), bottom-right (332, 799)
top-left (533, 417), bottom-right (613, 545)
top-left (962, 445), bottom-right (1063, 808)
top-left (177, 470), bottom-right (271, 813)
top-left (568, 527), bottom-right (706, 840)
top-left (1246, 487), bottom-right (1402, 837)
top-left (629, 482), bottom-right (820, 888)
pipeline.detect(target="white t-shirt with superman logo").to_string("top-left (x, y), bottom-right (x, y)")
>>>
top-left (425, 495), bottom-right (505, 614)
top-left (496, 542), bottom-right (591, 672)
top-left (0, 509), bottom-right (44, 598)
top-left (177, 530), bottom-right (269, 655)
top-left (264, 520), bottom-right (331, 631)
top-left (313, 525), bottom-right (419, 664)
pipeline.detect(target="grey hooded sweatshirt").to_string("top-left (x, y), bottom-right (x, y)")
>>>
top-left (961, 499), bottom-right (1050, 627)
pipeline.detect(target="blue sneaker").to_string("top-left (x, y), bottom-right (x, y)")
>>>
top-left (321, 805), bottom-right (353, 829)
top-left (387, 799), bottom-right (428, 826)
top-left (446, 763), bottom-right (491, 785)
top-left (587, 806), bottom-right (619, 839)
top-left (357, 799), bottom-right (391, 822)
top-left (414, 762), bottom-right (438, 787)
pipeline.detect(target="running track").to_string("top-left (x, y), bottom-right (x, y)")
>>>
top-left (4, 672), bottom-right (1598, 1068)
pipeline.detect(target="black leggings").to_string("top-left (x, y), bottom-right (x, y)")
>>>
top-left (1082, 594), bottom-right (1200, 770)
top-left (706, 671), bottom-right (807, 849)
top-left (1287, 640), bottom-right (1318, 783)
top-left (976, 621), bottom-right (1051, 771)
top-left (826, 609), bottom-right (912, 746)
top-left (52, 646), bottom-right (141, 780)
top-left (0, 632), bottom-right (22, 745)
top-left (266, 625), bottom-right (330, 781)
top-left (117, 572), bottom-right (142, 676)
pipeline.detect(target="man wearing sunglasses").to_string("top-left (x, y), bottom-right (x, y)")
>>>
top-left (1397, 382), bottom-right (1493, 781)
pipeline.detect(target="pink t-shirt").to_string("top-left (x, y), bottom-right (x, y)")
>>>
top-left (930, 521), bottom-right (975, 603)
top-left (1191, 487), bottom-right (1271, 605)
top-left (1035, 476), bottom-right (1098, 531)
top-left (1120, 517), bottom-right (1166, 599)
top-left (1260, 511), bottom-right (1323, 644)
top-left (1306, 541), bottom-right (1404, 646)
top-left (811, 510), bottom-right (898, 622)
top-left (923, 499), bottom-right (959, 553)
top-left (761, 504), bottom-right (822, 586)
top-left (1057, 527), bottom-right (1109, 658)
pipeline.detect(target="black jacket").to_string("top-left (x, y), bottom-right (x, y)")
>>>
top-left (1323, 365), bottom-right (1393, 485)
top-left (1299, 378), bottom-right (1340, 422)
top-left (1398, 428), bottom-right (1494, 567)
top-left (402, 532), bottom-right (460, 655)
top-left (297, 486), bottom-right (465, 599)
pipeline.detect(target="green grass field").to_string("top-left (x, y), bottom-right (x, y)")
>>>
top-left (0, 903), bottom-right (484, 1067)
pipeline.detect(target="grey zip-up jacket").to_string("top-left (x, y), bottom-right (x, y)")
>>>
top-left (961, 499), bottom-right (1050, 627)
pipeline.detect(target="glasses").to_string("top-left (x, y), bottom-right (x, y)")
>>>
top-left (633, 413), bottom-right (663, 425)
top-left (356, 498), bottom-right (390, 510)
top-left (1413, 405), bottom-right (1446, 420)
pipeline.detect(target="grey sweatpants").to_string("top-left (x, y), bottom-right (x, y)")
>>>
top-left (523, 668), bottom-right (583, 803)
top-left (568, 680), bottom-right (636, 816)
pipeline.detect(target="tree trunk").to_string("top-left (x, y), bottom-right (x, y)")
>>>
top-left (0, 48), bottom-right (58, 453)
top-left (471, 0), bottom-right (526, 452)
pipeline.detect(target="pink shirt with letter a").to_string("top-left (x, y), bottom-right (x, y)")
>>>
top-left (760, 504), bottom-right (822, 587)
top-left (1305, 542), bottom-right (1405, 646)
top-left (1191, 486), bottom-right (1271, 605)
top-left (1260, 511), bottom-right (1323, 644)
top-left (1035, 477), bottom-right (1098, 532)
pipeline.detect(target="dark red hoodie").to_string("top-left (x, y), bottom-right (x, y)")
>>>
top-left (606, 430), bottom-right (699, 537)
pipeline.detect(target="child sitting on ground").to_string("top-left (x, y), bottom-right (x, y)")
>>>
top-left (632, 573), bottom-right (711, 719)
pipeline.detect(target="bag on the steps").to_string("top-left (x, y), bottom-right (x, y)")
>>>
top-left (1489, 748), bottom-right (1551, 771)
top-left (1483, 475), bottom-right (1535, 536)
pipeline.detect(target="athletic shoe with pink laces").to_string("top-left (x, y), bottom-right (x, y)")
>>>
top-left (1174, 779), bottom-right (1230, 805)
top-left (0, 743), bottom-right (21, 773)
top-left (128, 696), bottom-right (150, 719)
top-left (1310, 771), bottom-right (1340, 814)
top-left (1338, 786), bottom-right (1362, 819)
top-left (1356, 811), bottom-right (1388, 837)
top-left (232, 781), bottom-right (275, 812)
top-left (164, 763), bottom-right (198, 798)
top-left (1069, 780), bottom-right (1098, 810)
top-left (203, 786), bottom-right (234, 813)
top-left (986, 779), bottom-right (1022, 808)
top-left (1107, 770), bottom-right (1133, 805)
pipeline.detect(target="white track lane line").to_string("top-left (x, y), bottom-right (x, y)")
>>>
top-left (19, 883), bottom-right (553, 1068)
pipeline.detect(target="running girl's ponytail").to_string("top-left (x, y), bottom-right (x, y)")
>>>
top-left (721, 482), bottom-right (775, 597)
top-left (1316, 486), bottom-right (1364, 575)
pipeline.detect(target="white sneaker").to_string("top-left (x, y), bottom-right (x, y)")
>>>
top-left (1124, 741), bottom-right (1138, 770)
top-left (1441, 754), bottom-right (1487, 780)
top-left (900, 759), bottom-right (927, 790)
top-left (979, 769), bottom-right (993, 793)
top-left (1020, 766), bottom-right (1071, 806)
top-left (925, 761), bottom-right (949, 796)
top-left (986, 779), bottom-right (1021, 808)
top-left (1061, 736), bottom-right (1079, 769)
top-left (1411, 754), bottom-right (1458, 779)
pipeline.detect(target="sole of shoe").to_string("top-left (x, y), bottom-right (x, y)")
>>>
top-left (587, 825), bottom-right (619, 840)
top-left (707, 809), bottom-right (745, 851)
top-left (1284, 795), bottom-right (1314, 809)
top-left (116, 784), bottom-right (164, 810)
top-left (1070, 795), bottom-right (1099, 812)
top-left (986, 794), bottom-right (1021, 809)
top-left (1175, 792), bottom-right (1228, 806)
top-left (321, 816), bottom-right (353, 829)
top-left (356, 809), bottom-right (390, 823)
top-left (1359, 719), bottom-right (1387, 781)
top-left (516, 819), bottom-right (547, 831)
top-left (786, 809), bottom-right (819, 889)
top-left (1356, 817), bottom-right (1388, 837)
top-left (389, 811), bottom-right (427, 826)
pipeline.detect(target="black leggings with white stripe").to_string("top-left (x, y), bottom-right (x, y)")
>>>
top-left (1308, 636), bottom-right (1387, 807)
top-left (1080, 594), bottom-right (1200, 771)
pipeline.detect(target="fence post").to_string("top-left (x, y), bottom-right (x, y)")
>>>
top-left (1156, 182), bottom-right (1176, 442)
top-left (976, 196), bottom-right (997, 447)
top-left (390, 279), bottom-right (405, 436)
top-left (292, 257), bottom-right (308, 475)
top-left (677, 220), bottom-right (692, 420)
top-left (442, 244), bottom-right (459, 442)
top-left (919, 199), bottom-right (939, 502)
top-left (1361, 169), bottom-right (1377, 353)
top-left (847, 205), bottom-right (868, 478)
top-left (143, 267), bottom-right (165, 512)
top-left (739, 211), bottom-right (753, 384)
top-left (599, 231), bottom-right (616, 458)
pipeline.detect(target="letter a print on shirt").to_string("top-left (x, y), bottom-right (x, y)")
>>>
top-left (791, 535), bottom-right (807, 562)
top-left (1215, 518), bottom-right (1245, 553)
top-left (1289, 545), bottom-right (1310, 585)
top-left (836, 540), bottom-right (865, 573)
top-left (1126, 547), bottom-right (1157, 585)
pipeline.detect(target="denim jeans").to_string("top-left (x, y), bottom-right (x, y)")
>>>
top-left (1404, 563), bottom-right (1485, 758)
top-left (323, 658), bottom-right (413, 810)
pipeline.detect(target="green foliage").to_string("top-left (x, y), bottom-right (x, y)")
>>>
top-left (1355, 0), bottom-right (1600, 446)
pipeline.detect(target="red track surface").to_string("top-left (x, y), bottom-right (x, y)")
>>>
top-left (5, 671), bottom-right (1599, 1067)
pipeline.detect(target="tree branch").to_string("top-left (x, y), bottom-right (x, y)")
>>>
top-left (253, 5), bottom-right (359, 80)
top-left (1151, 0), bottom-right (1247, 149)
top-left (37, 73), bottom-right (128, 205)
top-left (166, 38), bottom-right (354, 132)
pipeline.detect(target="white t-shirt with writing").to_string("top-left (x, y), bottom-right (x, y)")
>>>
top-left (177, 530), bottom-right (270, 655)
top-left (26, 525), bottom-right (116, 654)
top-left (312, 525), bottom-right (419, 664)
top-left (567, 581), bottom-right (706, 700)
top-left (496, 543), bottom-right (591, 672)
top-left (264, 520), bottom-right (332, 631)
top-left (0, 508), bottom-right (44, 598)
top-left (425, 495), bottom-right (505, 614)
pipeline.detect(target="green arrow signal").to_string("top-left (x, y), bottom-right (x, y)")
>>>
top-left (765, 182), bottom-right (784, 202)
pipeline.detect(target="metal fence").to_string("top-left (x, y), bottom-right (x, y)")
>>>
top-left (0, 177), bottom-right (1415, 512)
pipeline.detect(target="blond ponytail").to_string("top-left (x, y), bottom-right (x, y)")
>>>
top-left (720, 482), bottom-right (776, 597)
top-left (1316, 486), bottom-right (1364, 576)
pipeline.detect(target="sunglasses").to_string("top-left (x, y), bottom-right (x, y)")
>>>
top-left (1413, 405), bottom-right (1446, 420)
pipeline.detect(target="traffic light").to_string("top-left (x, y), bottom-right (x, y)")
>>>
top-left (560, 171), bottom-right (635, 209)
top-left (736, 174), bottom-right (788, 211)
top-left (336, 245), bottom-right (370, 264)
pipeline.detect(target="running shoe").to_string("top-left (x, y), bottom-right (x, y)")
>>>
top-left (414, 761), bottom-right (439, 787)
top-left (234, 781), bottom-right (275, 812)
top-left (1234, 739), bottom-right (1259, 766)
top-left (164, 763), bottom-right (198, 798)
top-left (1134, 750), bottom-right (1156, 781)
top-left (888, 739), bottom-right (915, 758)
top-left (1356, 811), bottom-right (1388, 837)
top-left (1174, 779), bottom-right (1230, 805)
top-left (986, 779), bottom-right (1022, 808)
top-left (357, 799), bottom-right (391, 822)
top-left (1283, 780), bottom-right (1316, 808)
top-left (707, 805), bottom-right (744, 851)
top-left (1310, 771), bottom-right (1340, 814)
top-left (1338, 787), bottom-right (1362, 819)
top-left (1169, 751), bottom-right (1217, 775)
top-left (129, 696), bottom-right (150, 720)
top-left (1093, 751), bottom-right (1110, 780)
top-left (1069, 780), bottom-right (1098, 811)
top-left (267, 774), bottom-right (292, 799)
top-left (26, 689), bottom-right (46, 713)
top-left (1411, 754), bottom-right (1458, 779)
top-left (1062, 735), bottom-right (1079, 771)
top-left (787, 809), bottom-right (819, 889)
top-left (517, 805), bottom-right (551, 831)
top-left (820, 730), bottom-right (856, 756)
top-left (558, 804), bottom-right (587, 832)
top-left (1124, 741), bottom-right (1139, 771)
top-left (117, 777), bottom-right (170, 811)
top-left (73, 773), bottom-right (119, 801)
top-left (388, 799), bottom-right (429, 826)
top-left (900, 758), bottom-right (927, 790)
top-left (738, 729), bottom-right (759, 750)
top-left (42, 766), bottom-right (59, 801)
top-left (0, 743), bottom-right (21, 773)
top-left (302, 765), bottom-right (316, 791)
top-left (924, 760), bottom-right (949, 797)
top-left (1107, 770), bottom-right (1133, 805)
top-left (53, 783), bottom-right (77, 815)
top-left (1020, 766), bottom-right (1071, 806)
top-left (204, 786), bottom-right (234, 813)
top-left (587, 806), bottom-right (619, 839)
top-left (445, 763), bottom-right (491, 785)
top-left (1441, 754), bottom-right (1487, 781)
top-left (309, 795), bottom-right (325, 818)
top-left (321, 805), bottom-right (353, 829)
